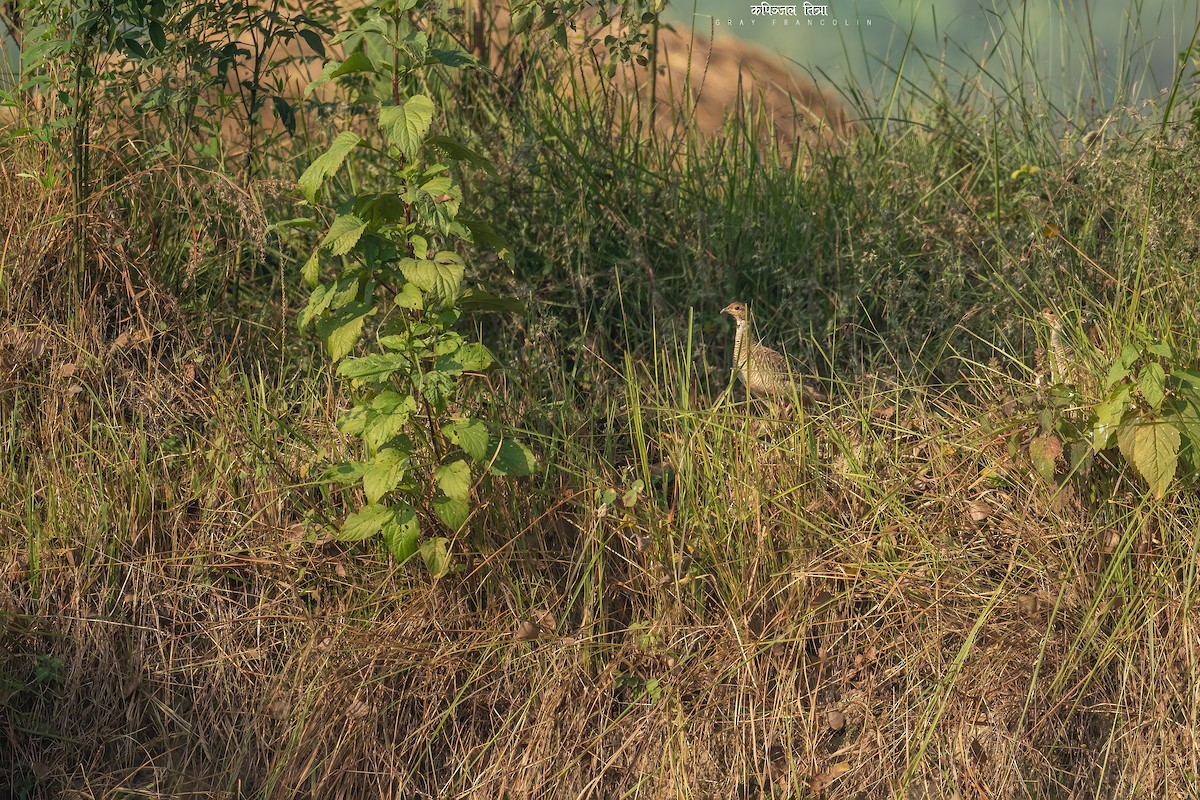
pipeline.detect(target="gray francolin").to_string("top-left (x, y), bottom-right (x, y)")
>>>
top-left (721, 301), bottom-right (825, 406)
top-left (1041, 307), bottom-right (1103, 396)
top-left (1041, 308), bottom-right (1075, 386)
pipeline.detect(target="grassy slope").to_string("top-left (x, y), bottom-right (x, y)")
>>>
top-left (3, 9), bottom-right (1200, 799)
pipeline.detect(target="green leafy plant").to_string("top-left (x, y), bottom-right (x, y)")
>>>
top-left (1090, 335), bottom-right (1200, 498)
top-left (17, 0), bottom-right (330, 181)
top-left (508, 0), bottom-right (663, 75)
top-left (297, 0), bottom-right (534, 572)
top-left (1033, 323), bottom-right (1200, 499)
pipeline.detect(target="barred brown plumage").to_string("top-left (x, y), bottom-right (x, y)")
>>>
top-left (1042, 308), bottom-right (1076, 386)
top-left (721, 301), bottom-right (825, 405)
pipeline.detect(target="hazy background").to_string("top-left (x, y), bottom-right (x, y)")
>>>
top-left (669, 0), bottom-right (1200, 110)
top-left (2, 2), bottom-right (1198, 107)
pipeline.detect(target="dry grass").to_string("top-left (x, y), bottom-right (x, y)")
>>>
top-left (4, 11), bottom-right (1200, 797)
top-left (4, 296), bottom-right (1200, 797)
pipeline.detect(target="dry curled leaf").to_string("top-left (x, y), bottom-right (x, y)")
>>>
top-left (1030, 435), bottom-right (1063, 482)
top-left (515, 620), bottom-right (541, 642)
top-left (967, 499), bottom-right (993, 523)
top-left (808, 762), bottom-right (851, 792)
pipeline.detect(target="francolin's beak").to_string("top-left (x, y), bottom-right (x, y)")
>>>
top-left (720, 303), bottom-right (735, 316)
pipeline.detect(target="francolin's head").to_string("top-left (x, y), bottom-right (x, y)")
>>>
top-left (721, 301), bottom-right (749, 322)
top-left (1041, 308), bottom-right (1059, 325)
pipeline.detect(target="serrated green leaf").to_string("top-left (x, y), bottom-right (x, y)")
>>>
top-left (395, 282), bottom-right (424, 309)
top-left (382, 503), bottom-right (420, 562)
top-left (337, 403), bottom-right (367, 435)
top-left (315, 301), bottom-right (373, 361)
top-left (298, 131), bottom-right (361, 202)
top-left (336, 503), bottom-right (393, 542)
top-left (323, 461), bottom-right (365, 484)
top-left (511, 6), bottom-right (534, 34)
top-left (1147, 340), bottom-right (1174, 359)
top-left (445, 418), bottom-right (490, 462)
top-left (488, 435), bottom-right (537, 476)
top-left (419, 369), bottom-right (454, 413)
top-left (1105, 361), bottom-right (1128, 392)
top-left (321, 213), bottom-right (368, 256)
top-left (354, 194), bottom-right (408, 229)
top-left (301, 250), bottom-right (320, 288)
top-left (427, 48), bottom-right (476, 69)
top-left (457, 342), bottom-right (493, 371)
top-left (327, 277), bottom-right (362, 310)
top-left (418, 173), bottom-right (454, 198)
top-left (337, 352), bottom-right (410, 381)
top-left (1138, 362), bottom-right (1167, 411)
top-left (367, 389), bottom-right (416, 417)
top-left (1029, 435), bottom-right (1062, 483)
top-left (378, 333), bottom-right (415, 352)
top-left (1092, 384), bottom-right (1131, 452)
top-left (1117, 418), bottom-right (1180, 499)
top-left (297, 278), bottom-right (357, 331)
top-left (409, 234), bottom-right (429, 259)
top-left (400, 29), bottom-right (429, 62)
top-left (435, 342), bottom-right (493, 374)
top-left (298, 283), bottom-right (334, 330)
top-left (380, 94), bottom-right (435, 158)
top-left (330, 49), bottom-right (376, 78)
top-left (362, 233), bottom-right (399, 267)
top-left (363, 392), bottom-right (416, 450)
top-left (399, 257), bottom-right (464, 301)
top-left (304, 58), bottom-right (340, 96)
top-left (420, 536), bottom-right (451, 578)
top-left (363, 446), bottom-right (409, 503)
top-left (360, 12), bottom-right (392, 34)
top-left (1165, 398), bottom-right (1200, 471)
top-left (433, 495), bottom-right (470, 531)
top-left (435, 459), bottom-right (471, 500)
top-left (426, 190), bottom-right (462, 233)
top-left (433, 334), bottom-right (464, 357)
